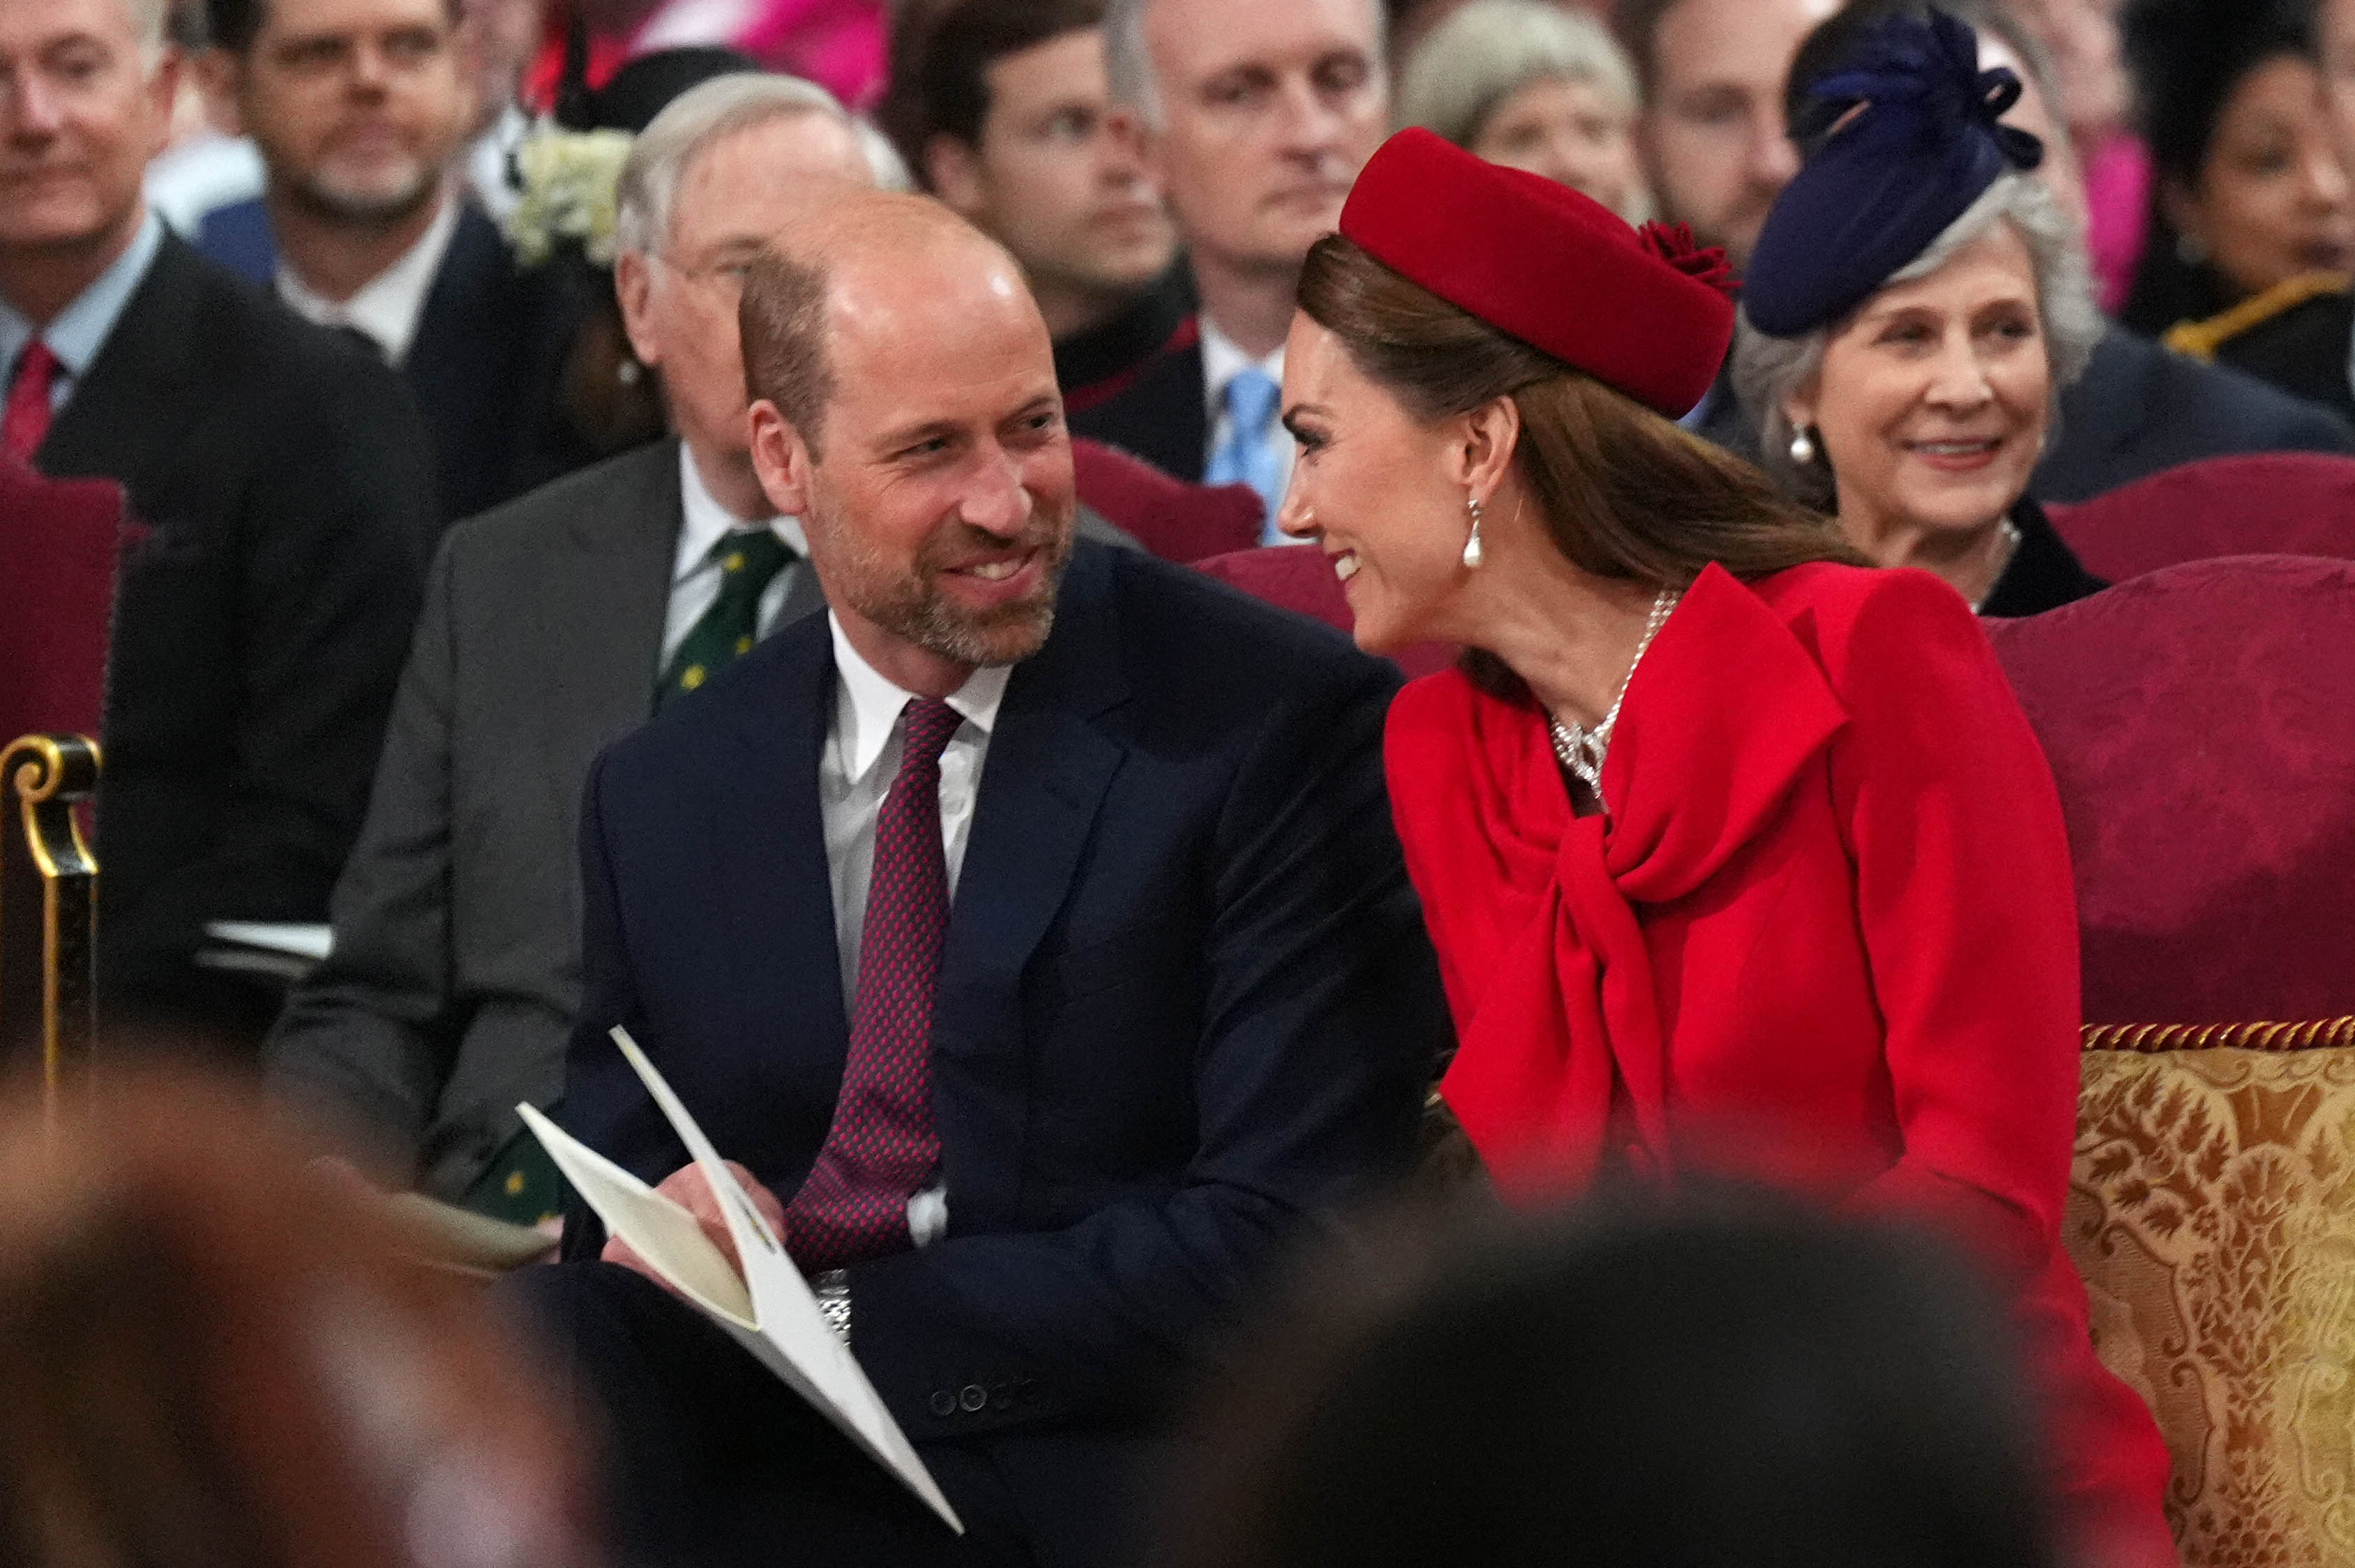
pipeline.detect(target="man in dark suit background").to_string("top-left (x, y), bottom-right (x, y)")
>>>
top-left (1, 0), bottom-right (435, 1048)
top-left (505, 192), bottom-right (1447, 1567)
top-left (1074, 0), bottom-right (1385, 534)
top-left (894, 0), bottom-right (1189, 406)
top-left (192, 0), bottom-right (589, 524)
top-left (264, 74), bottom-right (878, 1207)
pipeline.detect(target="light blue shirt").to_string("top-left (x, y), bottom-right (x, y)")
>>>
top-left (0, 211), bottom-right (165, 414)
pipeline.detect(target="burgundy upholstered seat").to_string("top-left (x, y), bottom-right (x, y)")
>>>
top-left (1192, 545), bottom-right (1458, 679)
top-left (1985, 555), bottom-right (2355, 1023)
top-left (0, 456), bottom-right (128, 746)
top-left (1071, 437), bottom-right (1264, 564)
top-left (2044, 452), bottom-right (2355, 583)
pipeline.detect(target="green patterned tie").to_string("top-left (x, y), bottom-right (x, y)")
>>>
top-left (657, 529), bottom-right (793, 708)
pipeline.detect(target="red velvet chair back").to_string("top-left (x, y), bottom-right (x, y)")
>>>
top-left (1985, 555), bottom-right (2355, 1023)
top-left (2044, 453), bottom-right (2355, 582)
top-left (0, 458), bottom-right (127, 745)
top-left (1070, 438), bottom-right (1263, 564)
top-left (1192, 545), bottom-right (1458, 679)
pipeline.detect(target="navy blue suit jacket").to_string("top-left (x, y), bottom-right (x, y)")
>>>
top-left (196, 197), bottom-right (590, 525)
top-left (557, 542), bottom-right (1446, 1476)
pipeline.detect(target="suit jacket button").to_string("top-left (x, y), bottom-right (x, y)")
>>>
top-left (928, 1390), bottom-right (957, 1418)
top-left (958, 1384), bottom-right (987, 1413)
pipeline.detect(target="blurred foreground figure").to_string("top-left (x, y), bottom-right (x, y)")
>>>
top-left (1150, 1197), bottom-right (2060, 1568)
top-left (0, 1070), bottom-right (594, 1568)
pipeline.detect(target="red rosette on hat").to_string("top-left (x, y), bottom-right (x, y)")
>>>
top-left (1337, 128), bottom-right (1734, 418)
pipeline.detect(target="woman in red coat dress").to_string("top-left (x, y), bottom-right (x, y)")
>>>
top-left (1272, 122), bottom-right (2177, 1568)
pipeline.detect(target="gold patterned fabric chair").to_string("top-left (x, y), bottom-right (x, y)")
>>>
top-left (2069, 1021), bottom-right (2355, 1568)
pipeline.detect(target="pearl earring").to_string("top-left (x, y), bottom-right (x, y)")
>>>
top-left (1789, 425), bottom-right (1816, 465)
top-left (1461, 493), bottom-right (1484, 569)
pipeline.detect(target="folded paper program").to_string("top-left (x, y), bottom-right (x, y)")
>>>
top-left (519, 1027), bottom-right (963, 1534)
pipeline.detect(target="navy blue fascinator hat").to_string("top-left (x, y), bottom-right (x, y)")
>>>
top-left (1742, 9), bottom-right (2043, 336)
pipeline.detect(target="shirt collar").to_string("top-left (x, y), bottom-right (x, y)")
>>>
top-left (275, 189), bottom-right (462, 365)
top-left (1199, 311), bottom-right (1285, 403)
top-left (826, 612), bottom-right (1011, 785)
top-left (672, 439), bottom-right (808, 583)
top-left (0, 211), bottom-right (165, 381)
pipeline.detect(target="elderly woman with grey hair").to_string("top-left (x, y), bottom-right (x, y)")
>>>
top-left (1732, 9), bottom-right (2106, 615)
top-left (1396, 0), bottom-right (1653, 224)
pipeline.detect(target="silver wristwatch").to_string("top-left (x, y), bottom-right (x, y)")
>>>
top-left (814, 1268), bottom-right (852, 1345)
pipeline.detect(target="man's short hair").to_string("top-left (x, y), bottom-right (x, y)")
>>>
top-left (1609, 0), bottom-right (1683, 95)
top-left (739, 245), bottom-right (838, 458)
top-left (911, 0), bottom-right (1106, 166)
top-left (202, 0), bottom-right (458, 54)
top-left (612, 73), bottom-right (855, 257)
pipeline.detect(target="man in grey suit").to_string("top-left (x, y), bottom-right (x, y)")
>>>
top-left (264, 75), bottom-right (880, 1201)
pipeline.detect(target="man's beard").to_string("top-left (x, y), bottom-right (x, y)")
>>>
top-left (823, 503), bottom-right (1077, 668)
top-left (285, 161), bottom-right (440, 229)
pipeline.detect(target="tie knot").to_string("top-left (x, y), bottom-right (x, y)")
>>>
top-left (712, 528), bottom-right (792, 585)
top-left (1224, 366), bottom-right (1280, 430)
top-left (898, 698), bottom-right (963, 771)
top-left (10, 340), bottom-right (61, 394)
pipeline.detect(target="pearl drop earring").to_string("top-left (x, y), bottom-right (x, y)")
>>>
top-left (1462, 493), bottom-right (1484, 569)
top-left (1789, 425), bottom-right (1816, 465)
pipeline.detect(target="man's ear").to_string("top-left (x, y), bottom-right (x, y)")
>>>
top-left (748, 400), bottom-right (814, 518)
top-left (189, 47), bottom-right (241, 136)
top-left (615, 251), bottom-right (661, 368)
top-left (923, 133), bottom-right (985, 216)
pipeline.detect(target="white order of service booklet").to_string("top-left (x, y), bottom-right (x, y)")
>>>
top-left (518, 1026), bottom-right (963, 1534)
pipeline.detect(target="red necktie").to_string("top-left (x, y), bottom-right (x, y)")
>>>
top-left (1, 342), bottom-right (61, 464)
top-left (786, 696), bottom-right (963, 1268)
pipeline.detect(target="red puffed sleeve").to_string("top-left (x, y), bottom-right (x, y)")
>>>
top-left (1818, 569), bottom-right (2081, 1283)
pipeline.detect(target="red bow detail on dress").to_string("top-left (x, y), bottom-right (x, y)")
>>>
top-left (1384, 565), bottom-right (1846, 1198)
top-left (1638, 223), bottom-right (1738, 299)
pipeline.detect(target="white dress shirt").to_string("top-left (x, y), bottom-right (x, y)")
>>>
top-left (660, 443), bottom-right (811, 665)
top-left (819, 617), bottom-right (1010, 1246)
top-left (276, 190), bottom-right (461, 366)
top-left (1200, 311), bottom-right (1295, 505)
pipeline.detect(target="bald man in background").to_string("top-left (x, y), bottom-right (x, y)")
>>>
top-left (506, 191), bottom-right (1447, 1567)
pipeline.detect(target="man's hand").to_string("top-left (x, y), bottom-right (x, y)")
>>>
top-left (601, 1160), bottom-right (788, 1286)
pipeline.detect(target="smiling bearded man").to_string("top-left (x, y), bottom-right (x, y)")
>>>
top-left (498, 189), bottom-right (1452, 1568)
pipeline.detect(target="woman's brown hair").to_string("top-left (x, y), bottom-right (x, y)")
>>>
top-left (1295, 234), bottom-right (1864, 593)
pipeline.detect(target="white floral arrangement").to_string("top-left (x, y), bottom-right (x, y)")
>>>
top-left (503, 126), bottom-right (635, 267)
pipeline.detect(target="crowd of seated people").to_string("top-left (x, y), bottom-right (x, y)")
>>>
top-left (10, 0), bottom-right (2355, 1561)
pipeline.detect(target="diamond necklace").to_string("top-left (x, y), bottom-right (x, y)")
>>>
top-left (1547, 587), bottom-right (1678, 809)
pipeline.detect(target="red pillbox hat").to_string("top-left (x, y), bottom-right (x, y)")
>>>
top-left (1337, 128), bottom-right (1737, 419)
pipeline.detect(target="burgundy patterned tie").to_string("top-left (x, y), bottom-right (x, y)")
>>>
top-left (785, 696), bottom-right (963, 1268)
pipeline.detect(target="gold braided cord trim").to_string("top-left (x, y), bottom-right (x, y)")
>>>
top-left (2082, 1018), bottom-right (2355, 1053)
top-left (2160, 271), bottom-right (2352, 363)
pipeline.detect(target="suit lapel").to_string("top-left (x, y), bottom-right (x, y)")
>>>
top-left (38, 236), bottom-right (207, 495)
top-left (716, 614), bottom-right (851, 1097)
top-left (526, 441), bottom-right (679, 751)
top-left (934, 547), bottom-right (1129, 1052)
top-left (406, 204), bottom-right (504, 400)
top-left (774, 555), bottom-right (829, 629)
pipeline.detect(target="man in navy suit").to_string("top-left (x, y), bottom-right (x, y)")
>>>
top-left (194, 0), bottom-right (587, 523)
top-left (508, 192), bottom-right (1448, 1566)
